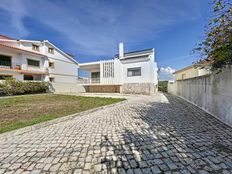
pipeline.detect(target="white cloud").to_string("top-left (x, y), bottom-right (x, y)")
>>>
top-left (158, 66), bottom-right (176, 81)
top-left (0, 0), bottom-right (28, 37)
top-left (0, 0), bottom-right (205, 56)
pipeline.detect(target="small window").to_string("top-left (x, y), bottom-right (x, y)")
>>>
top-left (49, 62), bottom-right (55, 68)
top-left (182, 74), bottom-right (186, 79)
top-left (127, 67), bottom-right (141, 77)
top-left (24, 75), bottom-right (34, 81)
top-left (27, 59), bottom-right (40, 67)
top-left (49, 77), bottom-right (55, 82)
top-left (32, 44), bottom-right (40, 51)
top-left (48, 48), bottom-right (54, 54)
top-left (0, 55), bottom-right (11, 67)
top-left (0, 75), bottom-right (12, 80)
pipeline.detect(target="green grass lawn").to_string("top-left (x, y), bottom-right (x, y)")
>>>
top-left (0, 94), bottom-right (125, 133)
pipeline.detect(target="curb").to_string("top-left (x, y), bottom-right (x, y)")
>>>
top-left (0, 99), bottom-right (128, 140)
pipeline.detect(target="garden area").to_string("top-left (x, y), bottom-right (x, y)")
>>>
top-left (0, 94), bottom-right (125, 133)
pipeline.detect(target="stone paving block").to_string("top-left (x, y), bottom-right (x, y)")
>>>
top-left (1, 94), bottom-right (232, 173)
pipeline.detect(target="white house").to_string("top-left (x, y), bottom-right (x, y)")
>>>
top-left (78, 43), bottom-right (158, 95)
top-left (0, 35), bottom-right (78, 92)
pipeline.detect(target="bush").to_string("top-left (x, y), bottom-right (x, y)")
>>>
top-left (0, 78), bottom-right (50, 96)
top-left (158, 81), bottom-right (168, 92)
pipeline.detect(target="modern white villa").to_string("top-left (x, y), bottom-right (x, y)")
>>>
top-left (0, 35), bottom-right (78, 92)
top-left (0, 35), bottom-right (158, 95)
top-left (78, 43), bottom-right (158, 95)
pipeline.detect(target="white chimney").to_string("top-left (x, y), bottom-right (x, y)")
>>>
top-left (119, 42), bottom-right (124, 59)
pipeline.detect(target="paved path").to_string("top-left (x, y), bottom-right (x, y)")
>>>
top-left (1, 93), bottom-right (232, 174)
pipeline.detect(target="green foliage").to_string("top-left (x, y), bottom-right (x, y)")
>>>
top-left (158, 81), bottom-right (168, 92)
top-left (0, 94), bottom-right (125, 133)
top-left (0, 78), bottom-right (49, 96)
top-left (195, 0), bottom-right (232, 69)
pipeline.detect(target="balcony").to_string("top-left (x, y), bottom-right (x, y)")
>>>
top-left (0, 64), bottom-right (48, 75)
top-left (77, 78), bottom-right (100, 84)
top-left (77, 77), bottom-right (116, 85)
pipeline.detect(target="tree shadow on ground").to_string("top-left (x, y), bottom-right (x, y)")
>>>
top-left (99, 93), bottom-right (232, 173)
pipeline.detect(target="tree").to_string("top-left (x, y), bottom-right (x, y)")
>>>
top-left (195, 0), bottom-right (232, 69)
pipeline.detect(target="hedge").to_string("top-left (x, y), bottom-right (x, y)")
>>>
top-left (0, 78), bottom-right (50, 96)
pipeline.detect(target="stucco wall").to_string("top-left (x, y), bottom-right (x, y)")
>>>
top-left (51, 83), bottom-right (87, 93)
top-left (174, 67), bottom-right (198, 80)
top-left (168, 66), bottom-right (232, 126)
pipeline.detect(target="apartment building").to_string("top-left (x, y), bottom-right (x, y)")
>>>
top-left (0, 35), bottom-right (78, 92)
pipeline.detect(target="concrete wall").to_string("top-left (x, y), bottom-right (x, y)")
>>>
top-left (168, 66), bottom-right (232, 126)
top-left (51, 83), bottom-right (87, 93)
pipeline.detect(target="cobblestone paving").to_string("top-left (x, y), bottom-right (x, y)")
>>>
top-left (1, 93), bottom-right (232, 174)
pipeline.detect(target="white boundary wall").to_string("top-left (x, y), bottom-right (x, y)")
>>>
top-left (51, 83), bottom-right (87, 93)
top-left (168, 66), bottom-right (232, 126)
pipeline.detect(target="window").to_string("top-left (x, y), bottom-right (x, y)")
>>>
top-left (91, 72), bottom-right (100, 78)
top-left (24, 75), bottom-right (34, 81)
top-left (27, 59), bottom-right (40, 67)
top-left (48, 48), bottom-right (54, 54)
top-left (0, 75), bottom-right (12, 80)
top-left (32, 44), bottom-right (39, 51)
top-left (127, 67), bottom-right (141, 77)
top-left (49, 77), bottom-right (55, 82)
top-left (182, 74), bottom-right (186, 79)
top-left (0, 55), bottom-right (11, 67)
top-left (49, 62), bottom-right (55, 68)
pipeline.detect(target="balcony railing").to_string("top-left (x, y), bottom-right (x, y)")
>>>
top-left (77, 77), bottom-right (116, 85)
top-left (77, 78), bottom-right (100, 84)
top-left (21, 64), bottom-right (48, 73)
top-left (0, 64), bottom-right (48, 74)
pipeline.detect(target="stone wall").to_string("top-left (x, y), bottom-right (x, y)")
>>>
top-left (88, 85), bottom-right (121, 93)
top-left (168, 66), bottom-right (232, 126)
top-left (121, 83), bottom-right (154, 95)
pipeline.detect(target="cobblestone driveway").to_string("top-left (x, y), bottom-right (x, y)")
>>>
top-left (1, 93), bottom-right (232, 174)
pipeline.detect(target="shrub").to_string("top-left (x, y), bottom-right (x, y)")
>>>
top-left (158, 81), bottom-right (168, 92)
top-left (0, 78), bottom-right (50, 96)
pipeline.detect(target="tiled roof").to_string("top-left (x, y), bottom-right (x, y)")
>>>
top-left (0, 35), bottom-right (17, 40)
top-left (173, 65), bottom-right (194, 74)
top-left (0, 43), bottom-right (46, 57)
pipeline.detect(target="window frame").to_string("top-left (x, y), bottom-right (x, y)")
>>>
top-left (23, 75), bottom-right (34, 81)
top-left (0, 74), bottom-right (12, 80)
top-left (48, 47), bottom-right (54, 54)
top-left (49, 62), bottom-right (55, 68)
top-left (127, 67), bottom-right (141, 77)
top-left (27, 59), bottom-right (40, 68)
top-left (49, 77), bottom-right (55, 82)
top-left (32, 44), bottom-right (40, 51)
top-left (182, 74), bottom-right (186, 80)
top-left (0, 54), bottom-right (12, 68)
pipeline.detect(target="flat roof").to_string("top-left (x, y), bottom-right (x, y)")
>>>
top-left (115, 48), bottom-right (154, 58)
top-left (79, 61), bottom-right (100, 71)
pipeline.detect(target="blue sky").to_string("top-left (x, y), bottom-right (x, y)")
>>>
top-left (0, 0), bottom-right (212, 79)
